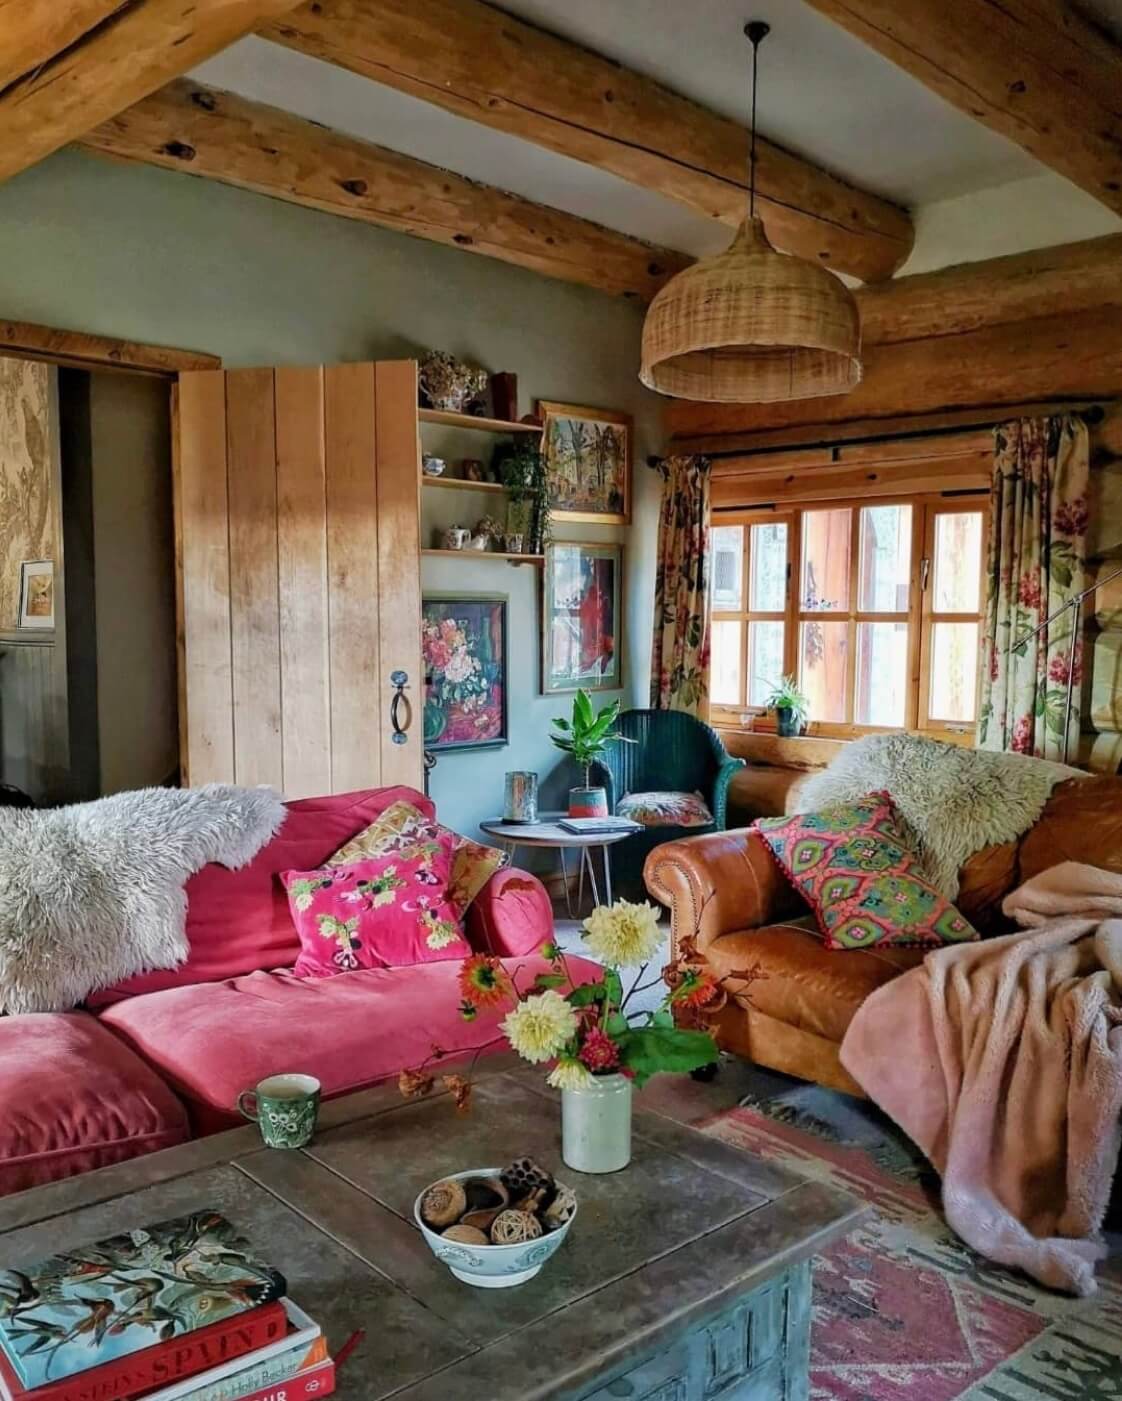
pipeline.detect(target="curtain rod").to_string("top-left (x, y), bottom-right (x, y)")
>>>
top-left (651, 401), bottom-right (1108, 467)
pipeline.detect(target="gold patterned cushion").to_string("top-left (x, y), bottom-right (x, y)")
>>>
top-left (328, 801), bottom-right (508, 918)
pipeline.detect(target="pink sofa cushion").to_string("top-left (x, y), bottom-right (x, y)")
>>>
top-left (283, 842), bottom-right (469, 977)
top-left (0, 1013), bottom-right (189, 1197)
top-left (465, 868), bottom-right (555, 957)
top-left (89, 786), bottom-right (434, 1006)
top-left (99, 953), bottom-right (604, 1129)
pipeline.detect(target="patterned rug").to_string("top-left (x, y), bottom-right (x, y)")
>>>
top-left (702, 1101), bottom-right (1122, 1401)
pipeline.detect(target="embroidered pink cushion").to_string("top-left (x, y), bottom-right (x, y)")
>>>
top-left (283, 838), bottom-right (470, 977)
top-left (754, 790), bottom-right (978, 951)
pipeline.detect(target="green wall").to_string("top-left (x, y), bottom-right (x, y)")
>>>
top-left (0, 150), bottom-right (663, 838)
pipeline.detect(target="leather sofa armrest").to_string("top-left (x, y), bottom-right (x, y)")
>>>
top-left (644, 828), bottom-right (803, 957)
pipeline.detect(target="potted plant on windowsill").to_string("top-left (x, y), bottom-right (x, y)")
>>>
top-left (762, 675), bottom-right (809, 738)
top-left (550, 690), bottom-right (632, 818)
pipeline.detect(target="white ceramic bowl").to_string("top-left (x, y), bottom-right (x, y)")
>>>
top-left (414, 1167), bottom-right (577, 1288)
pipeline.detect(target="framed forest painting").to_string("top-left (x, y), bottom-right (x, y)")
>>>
top-left (543, 541), bottom-right (622, 694)
top-left (422, 596), bottom-right (508, 751)
top-left (538, 401), bottom-right (631, 525)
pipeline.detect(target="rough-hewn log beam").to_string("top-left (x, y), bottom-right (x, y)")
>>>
top-left (667, 233), bottom-right (1122, 445)
top-left (668, 305), bottom-right (1122, 447)
top-left (803, 0), bottom-right (1122, 216)
top-left (80, 79), bottom-right (689, 300)
top-left (259, 0), bottom-right (914, 283)
top-left (0, 0), bottom-right (302, 183)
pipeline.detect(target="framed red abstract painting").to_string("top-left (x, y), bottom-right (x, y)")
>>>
top-left (542, 541), bottom-right (622, 694)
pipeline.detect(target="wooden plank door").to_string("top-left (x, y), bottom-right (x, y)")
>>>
top-left (174, 360), bottom-right (422, 796)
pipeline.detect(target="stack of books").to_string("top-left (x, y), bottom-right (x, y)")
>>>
top-left (0, 1212), bottom-right (333, 1401)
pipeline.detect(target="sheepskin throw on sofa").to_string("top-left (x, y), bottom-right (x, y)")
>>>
top-left (0, 785), bottom-right (285, 1014)
top-left (796, 733), bottom-right (1081, 898)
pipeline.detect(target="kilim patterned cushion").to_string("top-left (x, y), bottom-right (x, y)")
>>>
top-left (754, 790), bottom-right (978, 951)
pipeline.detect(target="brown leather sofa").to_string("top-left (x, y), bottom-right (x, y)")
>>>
top-left (645, 775), bottom-right (1122, 1096)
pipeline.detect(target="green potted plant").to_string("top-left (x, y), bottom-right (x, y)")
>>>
top-left (550, 690), bottom-right (631, 817)
top-left (762, 674), bottom-right (809, 737)
top-left (495, 440), bottom-right (551, 554)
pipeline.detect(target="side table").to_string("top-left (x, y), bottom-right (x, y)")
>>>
top-left (480, 814), bottom-right (636, 916)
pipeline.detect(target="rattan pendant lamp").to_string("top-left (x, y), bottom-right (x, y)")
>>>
top-left (640, 22), bottom-right (862, 403)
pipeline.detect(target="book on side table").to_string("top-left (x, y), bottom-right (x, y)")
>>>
top-left (0, 1214), bottom-right (333, 1401)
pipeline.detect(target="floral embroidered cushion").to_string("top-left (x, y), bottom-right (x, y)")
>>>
top-left (617, 790), bottom-right (714, 829)
top-left (328, 800), bottom-right (508, 918)
top-left (753, 791), bottom-right (978, 951)
top-left (283, 838), bottom-right (470, 977)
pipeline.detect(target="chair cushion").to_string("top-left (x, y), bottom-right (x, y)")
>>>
top-left (705, 921), bottom-right (925, 1045)
top-left (755, 791), bottom-right (978, 950)
top-left (89, 786), bottom-right (433, 1006)
top-left (100, 954), bottom-right (605, 1128)
top-left (0, 1013), bottom-right (189, 1196)
top-left (327, 800), bottom-right (508, 918)
top-left (618, 791), bottom-right (714, 829)
top-left (283, 842), bottom-right (470, 977)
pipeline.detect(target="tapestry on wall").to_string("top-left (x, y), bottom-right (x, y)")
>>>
top-left (0, 359), bottom-right (55, 633)
top-left (978, 414), bottom-right (1089, 762)
top-left (649, 455), bottom-right (711, 716)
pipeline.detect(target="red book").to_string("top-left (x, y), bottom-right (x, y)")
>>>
top-left (0, 1305), bottom-right (287, 1401)
top-left (224, 1360), bottom-right (334, 1401)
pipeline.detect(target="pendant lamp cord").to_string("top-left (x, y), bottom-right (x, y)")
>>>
top-left (745, 21), bottom-right (769, 221)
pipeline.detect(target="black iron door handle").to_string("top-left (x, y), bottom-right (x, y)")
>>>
top-left (390, 670), bottom-right (412, 746)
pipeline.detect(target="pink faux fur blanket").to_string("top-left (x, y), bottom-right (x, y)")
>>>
top-left (840, 861), bottom-right (1122, 1296)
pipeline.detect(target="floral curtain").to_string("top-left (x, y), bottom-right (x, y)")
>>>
top-left (650, 455), bottom-right (711, 715)
top-left (978, 414), bottom-right (1089, 760)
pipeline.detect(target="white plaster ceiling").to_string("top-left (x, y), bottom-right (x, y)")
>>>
top-left (191, 0), bottom-right (1122, 273)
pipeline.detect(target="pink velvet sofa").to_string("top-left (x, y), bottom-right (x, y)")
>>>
top-left (0, 785), bottom-right (591, 1197)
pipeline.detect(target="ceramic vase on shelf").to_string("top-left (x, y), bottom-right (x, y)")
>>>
top-left (568, 785), bottom-right (609, 818)
top-left (561, 1074), bottom-right (632, 1174)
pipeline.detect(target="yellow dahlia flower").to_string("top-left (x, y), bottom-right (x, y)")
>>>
top-left (582, 900), bottom-right (663, 968)
top-left (501, 991), bottom-right (578, 1064)
top-left (546, 1058), bottom-right (595, 1091)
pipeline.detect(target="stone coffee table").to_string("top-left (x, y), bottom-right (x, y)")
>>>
top-left (0, 1060), bottom-right (865, 1401)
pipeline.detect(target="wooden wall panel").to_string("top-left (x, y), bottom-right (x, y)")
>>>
top-left (225, 368), bottom-right (283, 787)
top-left (324, 363), bottom-right (382, 791)
top-left (176, 371), bottom-right (233, 785)
top-left (275, 366), bottom-right (331, 798)
top-left (374, 360), bottom-right (422, 788)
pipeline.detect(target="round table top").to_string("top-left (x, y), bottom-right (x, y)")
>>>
top-left (480, 814), bottom-right (637, 847)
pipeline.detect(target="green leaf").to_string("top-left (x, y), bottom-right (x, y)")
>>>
top-left (604, 1011), bottom-right (630, 1037)
top-left (574, 689), bottom-right (595, 731)
top-left (533, 973), bottom-right (567, 991)
top-left (568, 981), bottom-right (608, 1008)
top-left (616, 1027), bottom-right (718, 1081)
top-left (552, 717), bottom-right (571, 732)
top-left (604, 968), bottom-right (623, 1007)
top-left (650, 1008), bottom-right (675, 1029)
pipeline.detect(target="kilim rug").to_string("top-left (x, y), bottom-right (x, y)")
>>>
top-left (702, 1100), bottom-right (1122, 1401)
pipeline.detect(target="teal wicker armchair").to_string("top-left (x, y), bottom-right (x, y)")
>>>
top-left (589, 709), bottom-right (744, 901)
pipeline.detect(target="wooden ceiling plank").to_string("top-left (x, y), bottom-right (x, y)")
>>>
top-left (259, 0), bottom-right (915, 282)
top-left (79, 79), bottom-right (690, 300)
top-left (802, 0), bottom-right (1122, 216)
top-left (0, 0), bottom-right (304, 183)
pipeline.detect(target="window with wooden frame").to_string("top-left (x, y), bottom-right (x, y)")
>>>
top-left (710, 496), bottom-right (988, 739)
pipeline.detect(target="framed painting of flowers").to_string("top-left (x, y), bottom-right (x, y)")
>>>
top-left (422, 596), bottom-right (508, 751)
top-left (543, 541), bottom-right (622, 694)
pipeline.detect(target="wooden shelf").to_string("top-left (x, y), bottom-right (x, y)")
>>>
top-left (422, 548), bottom-right (544, 565)
top-left (421, 475), bottom-right (505, 494)
top-left (419, 408), bottom-right (542, 434)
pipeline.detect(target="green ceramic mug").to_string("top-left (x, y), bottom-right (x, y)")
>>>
top-left (238, 1073), bottom-right (321, 1149)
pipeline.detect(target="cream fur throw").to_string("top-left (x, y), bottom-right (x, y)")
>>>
top-left (0, 785), bottom-right (285, 1014)
top-left (795, 733), bottom-right (1080, 897)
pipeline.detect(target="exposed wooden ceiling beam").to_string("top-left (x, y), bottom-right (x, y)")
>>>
top-left (79, 79), bottom-right (690, 300)
top-left (0, 0), bottom-right (303, 184)
top-left (666, 232), bottom-right (1122, 446)
top-left (802, 0), bottom-right (1122, 216)
top-left (259, 0), bottom-right (914, 283)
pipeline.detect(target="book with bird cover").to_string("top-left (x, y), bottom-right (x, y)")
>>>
top-left (0, 1212), bottom-right (286, 1390)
